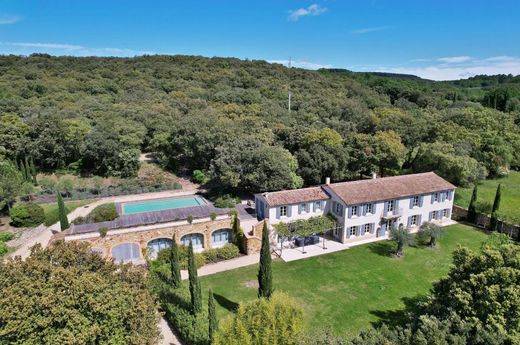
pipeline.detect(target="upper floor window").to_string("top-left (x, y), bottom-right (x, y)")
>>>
top-left (351, 205), bottom-right (358, 217)
top-left (387, 200), bottom-right (395, 212)
top-left (433, 193), bottom-right (439, 202)
top-left (365, 203), bottom-right (373, 214)
top-left (280, 206), bottom-right (287, 217)
top-left (412, 196), bottom-right (420, 207)
top-left (334, 202), bottom-right (343, 216)
top-left (349, 226), bottom-right (356, 236)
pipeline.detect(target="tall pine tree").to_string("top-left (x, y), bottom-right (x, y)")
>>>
top-left (489, 184), bottom-right (502, 231)
top-left (467, 184), bottom-right (478, 223)
top-left (188, 241), bottom-right (202, 314)
top-left (257, 221), bottom-right (273, 299)
top-left (170, 235), bottom-right (181, 288)
top-left (57, 193), bottom-right (70, 231)
top-left (208, 288), bottom-right (218, 343)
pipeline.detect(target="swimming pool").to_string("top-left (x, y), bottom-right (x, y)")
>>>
top-left (122, 196), bottom-right (205, 215)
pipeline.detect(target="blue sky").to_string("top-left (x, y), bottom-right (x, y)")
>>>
top-left (1, 0), bottom-right (519, 80)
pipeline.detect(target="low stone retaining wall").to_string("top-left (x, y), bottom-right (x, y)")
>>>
top-left (452, 205), bottom-right (520, 241)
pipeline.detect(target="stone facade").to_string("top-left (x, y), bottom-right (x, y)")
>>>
top-left (63, 217), bottom-right (234, 260)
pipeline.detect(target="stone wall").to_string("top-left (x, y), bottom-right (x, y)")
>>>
top-left (62, 217), bottom-right (233, 260)
top-left (452, 205), bottom-right (520, 241)
top-left (244, 220), bottom-right (266, 255)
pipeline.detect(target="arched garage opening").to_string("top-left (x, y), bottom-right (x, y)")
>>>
top-left (180, 233), bottom-right (204, 250)
top-left (211, 228), bottom-right (232, 248)
top-left (147, 238), bottom-right (172, 258)
top-left (111, 243), bottom-right (140, 263)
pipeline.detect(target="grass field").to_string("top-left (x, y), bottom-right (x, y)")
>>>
top-left (454, 171), bottom-right (520, 219)
top-left (200, 224), bottom-right (488, 335)
top-left (40, 199), bottom-right (93, 226)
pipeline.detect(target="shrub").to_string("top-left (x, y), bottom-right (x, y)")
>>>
top-left (213, 195), bottom-right (239, 208)
top-left (192, 170), bottom-right (209, 184)
top-left (157, 245), bottom-right (206, 269)
top-left (98, 226), bottom-right (109, 237)
top-left (0, 232), bottom-right (14, 242)
top-left (9, 202), bottom-right (45, 227)
top-left (86, 203), bottom-right (118, 223)
top-left (72, 216), bottom-right (86, 225)
top-left (186, 215), bottom-right (193, 224)
top-left (201, 244), bottom-right (240, 263)
top-left (0, 242), bottom-right (9, 257)
top-left (210, 212), bottom-right (217, 221)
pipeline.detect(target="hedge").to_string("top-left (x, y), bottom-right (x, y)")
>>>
top-left (9, 203), bottom-right (45, 227)
top-left (201, 244), bottom-right (240, 263)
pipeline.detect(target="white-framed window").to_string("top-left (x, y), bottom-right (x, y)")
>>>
top-left (351, 205), bottom-right (358, 217)
top-left (387, 200), bottom-right (395, 212)
top-left (364, 223), bottom-right (371, 234)
top-left (412, 196), bottom-right (420, 207)
top-left (433, 193), bottom-right (439, 202)
top-left (443, 209), bottom-right (448, 218)
top-left (349, 226), bottom-right (356, 237)
top-left (431, 211), bottom-right (437, 220)
top-left (334, 202), bottom-right (343, 216)
top-left (314, 201), bottom-right (321, 211)
top-left (300, 203), bottom-right (308, 213)
top-left (411, 215), bottom-right (418, 226)
top-left (365, 203), bottom-right (373, 214)
top-left (280, 206), bottom-right (287, 217)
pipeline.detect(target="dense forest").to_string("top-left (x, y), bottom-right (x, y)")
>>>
top-left (0, 54), bottom-right (519, 197)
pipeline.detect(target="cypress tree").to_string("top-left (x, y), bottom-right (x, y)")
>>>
top-left (489, 184), bottom-right (502, 231)
top-left (170, 235), bottom-right (181, 288)
top-left (24, 156), bottom-right (31, 183)
top-left (19, 160), bottom-right (27, 181)
top-left (208, 288), bottom-right (218, 343)
top-left (257, 221), bottom-right (273, 299)
top-left (188, 241), bottom-right (202, 314)
top-left (57, 192), bottom-right (70, 231)
top-left (232, 213), bottom-right (244, 253)
top-left (29, 157), bottom-right (38, 185)
top-left (467, 184), bottom-right (478, 223)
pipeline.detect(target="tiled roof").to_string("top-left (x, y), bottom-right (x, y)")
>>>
top-left (262, 186), bottom-right (330, 207)
top-left (326, 172), bottom-right (455, 205)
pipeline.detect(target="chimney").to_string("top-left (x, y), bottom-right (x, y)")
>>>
top-left (325, 177), bottom-right (331, 185)
top-left (371, 172), bottom-right (377, 179)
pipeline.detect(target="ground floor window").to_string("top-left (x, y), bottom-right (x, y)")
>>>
top-left (364, 223), bottom-right (371, 234)
top-left (147, 238), bottom-right (172, 258)
top-left (431, 211), bottom-right (437, 220)
top-left (181, 233), bottom-right (204, 249)
top-left (211, 229), bottom-right (232, 246)
top-left (349, 226), bottom-right (356, 237)
top-left (443, 209), bottom-right (449, 218)
top-left (411, 215), bottom-right (418, 226)
top-left (111, 243), bottom-right (140, 263)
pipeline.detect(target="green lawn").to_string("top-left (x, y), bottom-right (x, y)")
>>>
top-left (40, 199), bottom-right (93, 226)
top-left (200, 224), bottom-right (488, 335)
top-left (454, 171), bottom-right (520, 219)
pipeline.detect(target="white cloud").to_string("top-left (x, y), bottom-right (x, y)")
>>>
top-left (352, 26), bottom-right (391, 34)
top-left (288, 4), bottom-right (326, 21)
top-left (0, 41), bottom-right (154, 57)
top-left (0, 15), bottom-right (21, 24)
top-left (373, 56), bottom-right (520, 81)
top-left (437, 56), bottom-right (472, 63)
top-left (268, 59), bottom-right (333, 70)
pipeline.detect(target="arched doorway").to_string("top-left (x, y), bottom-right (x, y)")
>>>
top-left (147, 238), bottom-right (173, 258)
top-left (211, 228), bottom-right (232, 248)
top-left (111, 243), bottom-right (140, 263)
top-left (180, 233), bottom-right (204, 250)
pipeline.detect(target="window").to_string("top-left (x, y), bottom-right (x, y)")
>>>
top-left (411, 215), bottom-right (418, 226)
top-left (147, 238), bottom-right (173, 258)
top-left (212, 229), bottom-right (232, 246)
top-left (112, 243), bottom-right (140, 263)
top-left (364, 223), bottom-right (371, 234)
top-left (300, 203), bottom-right (308, 213)
top-left (433, 193), bottom-right (439, 202)
top-left (431, 211), bottom-right (437, 220)
top-left (334, 202), bottom-right (343, 216)
top-left (412, 196), bottom-right (420, 207)
top-left (387, 200), bottom-right (395, 212)
top-left (349, 226), bottom-right (356, 236)
top-left (351, 205), bottom-right (358, 216)
top-left (280, 206), bottom-right (287, 217)
top-left (443, 209), bottom-right (448, 218)
top-left (365, 203), bottom-right (373, 214)
top-left (314, 201), bottom-right (321, 211)
top-left (181, 233), bottom-right (204, 249)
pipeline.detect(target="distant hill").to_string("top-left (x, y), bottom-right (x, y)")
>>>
top-left (319, 68), bottom-right (432, 82)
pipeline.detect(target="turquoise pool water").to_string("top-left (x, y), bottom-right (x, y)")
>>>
top-left (122, 196), bottom-right (204, 214)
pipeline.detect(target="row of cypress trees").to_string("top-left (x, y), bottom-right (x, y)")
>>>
top-left (467, 183), bottom-right (502, 230)
top-left (15, 156), bottom-right (38, 186)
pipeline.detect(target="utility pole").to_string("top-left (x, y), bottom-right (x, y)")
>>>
top-left (288, 57), bottom-right (291, 113)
